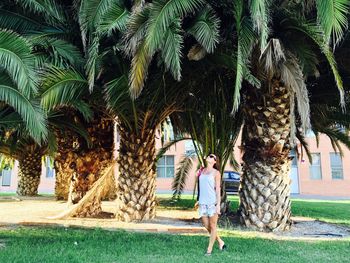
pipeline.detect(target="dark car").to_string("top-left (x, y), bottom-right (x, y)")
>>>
top-left (223, 171), bottom-right (240, 195)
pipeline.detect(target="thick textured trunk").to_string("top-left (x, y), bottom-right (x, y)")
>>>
top-left (54, 117), bottom-right (116, 209)
top-left (54, 131), bottom-right (78, 200)
top-left (48, 164), bottom-right (115, 219)
top-left (240, 79), bottom-right (292, 232)
top-left (115, 125), bottom-right (157, 222)
top-left (17, 151), bottom-right (42, 196)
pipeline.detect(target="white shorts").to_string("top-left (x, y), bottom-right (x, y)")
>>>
top-left (199, 204), bottom-right (217, 217)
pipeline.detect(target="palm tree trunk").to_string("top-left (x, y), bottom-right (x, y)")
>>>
top-left (115, 125), bottom-right (157, 222)
top-left (54, 131), bottom-right (78, 200)
top-left (54, 117), bottom-right (117, 207)
top-left (240, 79), bottom-right (292, 232)
top-left (17, 151), bottom-right (42, 196)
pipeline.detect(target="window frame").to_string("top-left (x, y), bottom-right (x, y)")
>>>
top-left (330, 152), bottom-right (344, 180)
top-left (309, 153), bottom-right (322, 180)
top-left (1, 169), bottom-right (12, 186)
top-left (157, 155), bottom-right (175, 178)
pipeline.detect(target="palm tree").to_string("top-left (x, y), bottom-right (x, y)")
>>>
top-left (105, 68), bottom-right (192, 221)
top-left (126, 0), bottom-right (350, 231)
top-left (0, 0), bottom-right (120, 206)
top-left (163, 58), bottom-right (243, 214)
top-left (0, 2), bottom-right (111, 201)
top-left (231, 0), bottom-right (349, 232)
top-left (0, 25), bottom-right (49, 196)
top-left (107, 0), bottom-right (221, 222)
top-left (0, 30), bottom-right (47, 144)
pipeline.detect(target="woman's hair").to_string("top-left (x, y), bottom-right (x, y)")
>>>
top-left (208, 153), bottom-right (220, 171)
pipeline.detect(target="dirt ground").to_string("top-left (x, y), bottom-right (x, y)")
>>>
top-left (0, 196), bottom-right (349, 240)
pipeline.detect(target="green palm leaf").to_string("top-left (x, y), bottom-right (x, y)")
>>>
top-left (316, 0), bottom-right (350, 47)
top-left (98, 3), bottom-right (130, 36)
top-left (128, 0), bottom-right (204, 96)
top-left (145, 0), bottom-right (204, 52)
top-left (40, 66), bottom-right (88, 111)
top-left (29, 33), bottom-right (84, 69)
top-left (249, 0), bottom-right (271, 51)
top-left (124, 5), bottom-right (150, 55)
top-left (129, 41), bottom-right (153, 99)
top-left (287, 20), bottom-right (345, 108)
top-left (232, 0), bottom-right (256, 113)
top-left (172, 154), bottom-right (195, 200)
top-left (0, 9), bottom-right (45, 33)
top-left (14, 0), bottom-right (66, 25)
top-left (78, 0), bottom-right (118, 48)
top-left (0, 83), bottom-right (47, 143)
top-left (0, 29), bottom-right (38, 98)
top-left (187, 5), bottom-right (220, 54)
top-left (161, 18), bottom-right (183, 81)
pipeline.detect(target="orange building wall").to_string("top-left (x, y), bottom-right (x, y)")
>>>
top-left (1, 132), bottom-right (349, 197)
top-left (297, 134), bottom-right (350, 196)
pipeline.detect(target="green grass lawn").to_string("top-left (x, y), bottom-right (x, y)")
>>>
top-left (0, 193), bottom-right (54, 197)
top-left (0, 192), bottom-right (16, 196)
top-left (158, 195), bottom-right (350, 226)
top-left (0, 227), bottom-right (349, 263)
top-left (0, 195), bottom-right (349, 262)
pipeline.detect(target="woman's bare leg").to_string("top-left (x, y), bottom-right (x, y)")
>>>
top-left (201, 215), bottom-right (224, 250)
top-left (206, 214), bottom-right (225, 253)
top-left (201, 216), bottom-right (211, 232)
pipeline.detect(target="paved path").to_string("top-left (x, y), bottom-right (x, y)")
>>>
top-left (1, 197), bottom-right (349, 241)
top-left (0, 197), bottom-right (206, 234)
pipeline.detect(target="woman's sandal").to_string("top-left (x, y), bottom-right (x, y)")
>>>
top-left (205, 252), bottom-right (212, 256)
top-left (220, 243), bottom-right (227, 251)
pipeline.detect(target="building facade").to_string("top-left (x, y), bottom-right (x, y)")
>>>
top-left (1, 133), bottom-right (349, 197)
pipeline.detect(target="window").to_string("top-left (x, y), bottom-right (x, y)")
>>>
top-left (157, 155), bottom-right (175, 178)
top-left (330, 153), bottom-right (343, 180)
top-left (1, 169), bottom-right (12, 186)
top-left (185, 140), bottom-right (196, 155)
top-left (290, 150), bottom-right (298, 167)
top-left (45, 157), bottom-right (56, 178)
top-left (309, 153), bottom-right (322, 180)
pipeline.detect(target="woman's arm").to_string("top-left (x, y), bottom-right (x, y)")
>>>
top-left (215, 170), bottom-right (221, 214)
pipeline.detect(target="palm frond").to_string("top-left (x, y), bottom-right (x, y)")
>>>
top-left (161, 18), bottom-right (183, 81)
top-left (78, 0), bottom-right (117, 48)
top-left (295, 130), bottom-right (313, 163)
top-left (232, 0), bottom-right (256, 113)
top-left (249, 0), bottom-right (271, 51)
top-left (14, 0), bottom-right (66, 25)
top-left (172, 154), bottom-right (195, 200)
top-left (0, 83), bottom-right (47, 143)
top-left (129, 41), bottom-right (153, 98)
top-left (86, 34), bottom-right (100, 92)
top-left (187, 5), bottom-right (220, 54)
top-left (128, 0), bottom-right (204, 96)
top-left (156, 137), bottom-right (191, 161)
top-left (145, 0), bottom-right (204, 53)
top-left (281, 56), bottom-right (311, 134)
top-left (0, 9), bottom-right (45, 33)
top-left (286, 20), bottom-right (345, 108)
top-left (70, 100), bottom-right (94, 121)
top-left (40, 66), bottom-right (88, 111)
top-left (124, 5), bottom-right (150, 55)
top-left (50, 117), bottom-right (91, 148)
top-left (29, 33), bottom-right (84, 69)
top-left (315, 0), bottom-right (350, 47)
top-left (98, 3), bottom-right (130, 36)
top-left (0, 29), bottom-right (38, 98)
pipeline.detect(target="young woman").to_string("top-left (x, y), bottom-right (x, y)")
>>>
top-left (197, 153), bottom-right (227, 256)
